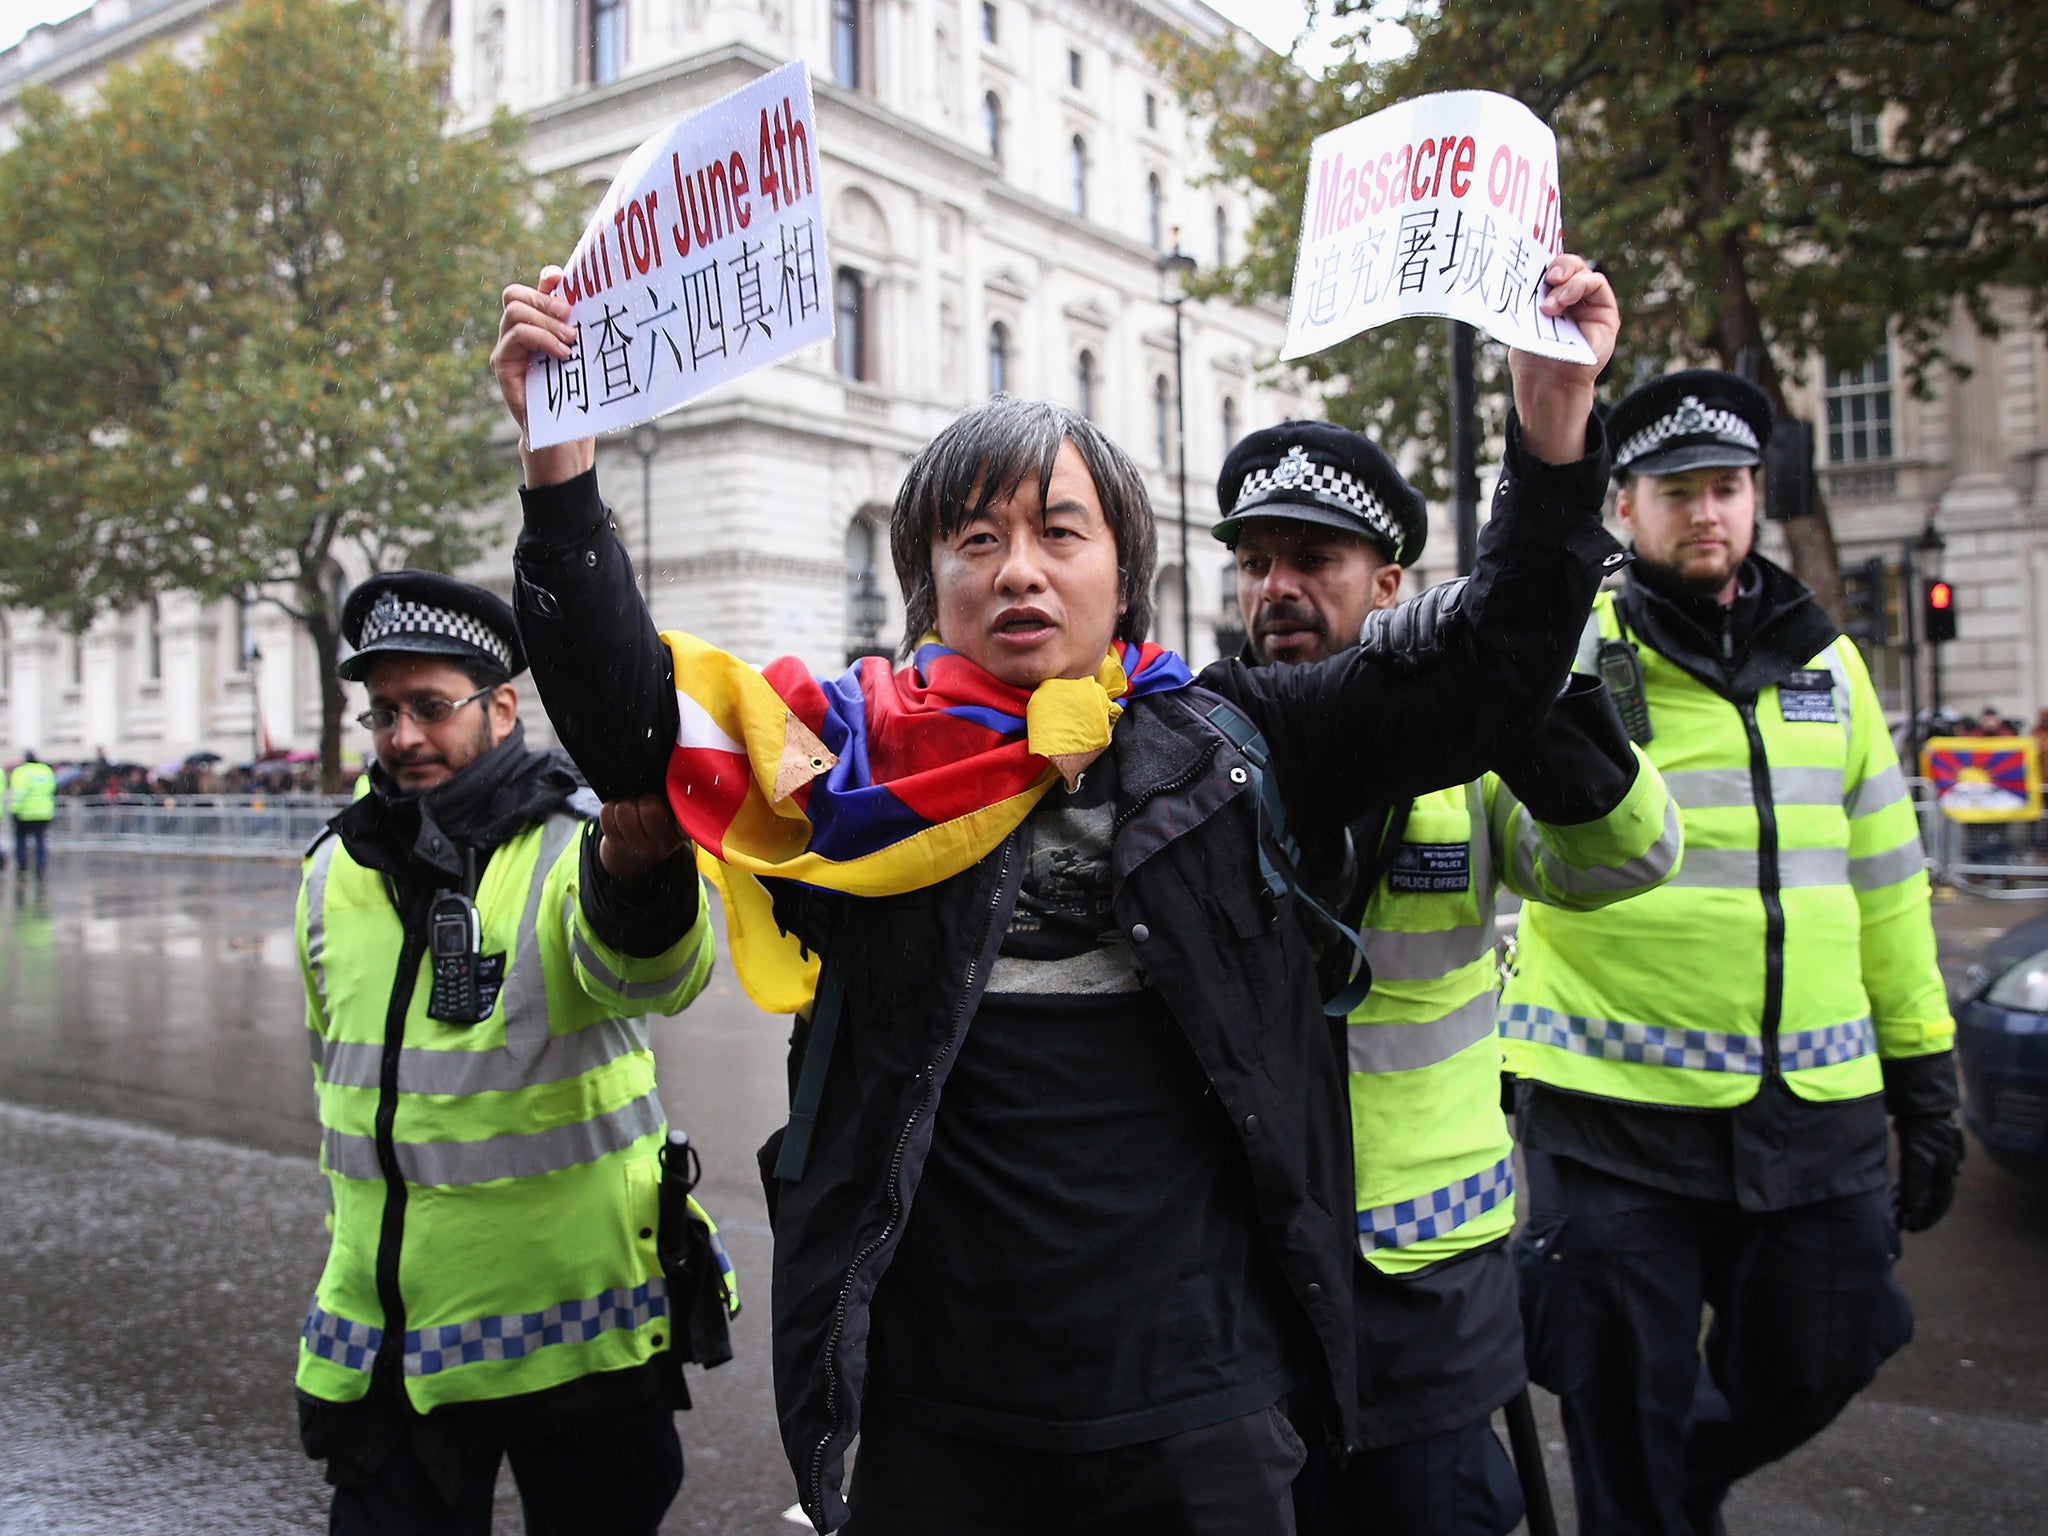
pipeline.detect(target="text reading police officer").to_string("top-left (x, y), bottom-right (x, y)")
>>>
top-left (1502, 371), bottom-right (1963, 1536)
top-left (294, 572), bottom-right (717, 1535)
top-left (1218, 422), bottom-right (1680, 1536)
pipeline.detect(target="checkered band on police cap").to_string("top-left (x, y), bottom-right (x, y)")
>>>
top-left (1615, 394), bottom-right (1762, 473)
top-left (358, 592), bottom-right (515, 672)
top-left (1233, 445), bottom-right (1403, 554)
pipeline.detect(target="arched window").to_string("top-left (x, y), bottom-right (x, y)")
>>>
top-left (1214, 204), bottom-right (1228, 266)
top-left (845, 516), bottom-right (887, 659)
top-left (1221, 395), bottom-right (1239, 451)
top-left (1069, 135), bottom-right (1087, 217)
top-left (988, 322), bottom-right (1010, 396)
top-left (984, 92), bottom-right (1002, 163)
top-left (835, 267), bottom-right (869, 381)
top-left (587, 0), bottom-right (624, 86)
top-left (1076, 350), bottom-right (1095, 419)
top-left (1153, 374), bottom-right (1172, 462)
top-left (421, 0), bottom-right (453, 101)
top-left (1146, 173), bottom-right (1163, 249)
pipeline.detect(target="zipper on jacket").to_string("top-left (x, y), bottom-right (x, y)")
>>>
top-left (1737, 699), bottom-right (1786, 1079)
top-left (1112, 735), bottom-right (1221, 835)
top-left (804, 838), bottom-right (1019, 1522)
top-left (370, 913), bottom-right (428, 1395)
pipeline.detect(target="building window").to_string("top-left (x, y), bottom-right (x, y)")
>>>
top-left (69, 632), bottom-right (84, 687)
top-left (1214, 205), bottom-right (1228, 266)
top-left (1076, 350), bottom-right (1096, 419)
top-left (1144, 91), bottom-right (1157, 129)
top-left (1146, 173), bottom-right (1163, 248)
top-left (1825, 352), bottom-right (1894, 463)
top-left (144, 597), bottom-right (162, 681)
top-left (832, 0), bottom-right (864, 90)
top-left (587, 0), bottom-right (624, 86)
top-left (421, 0), bottom-right (453, 103)
top-left (1067, 48), bottom-right (1083, 88)
top-left (845, 516), bottom-right (887, 660)
top-left (1221, 395), bottom-right (1239, 451)
top-left (984, 92), bottom-right (1002, 162)
top-left (835, 267), bottom-right (869, 381)
top-left (980, 1), bottom-right (997, 44)
top-left (1069, 135), bottom-right (1087, 217)
top-left (1153, 374), bottom-right (1171, 463)
top-left (988, 322), bottom-right (1010, 396)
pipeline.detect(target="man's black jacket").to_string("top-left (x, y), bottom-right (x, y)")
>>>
top-left (510, 415), bottom-right (1616, 1532)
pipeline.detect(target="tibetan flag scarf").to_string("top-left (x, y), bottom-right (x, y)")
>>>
top-left (664, 631), bottom-right (1195, 1012)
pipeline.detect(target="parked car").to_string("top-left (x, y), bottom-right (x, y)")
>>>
top-left (1955, 911), bottom-right (2048, 1185)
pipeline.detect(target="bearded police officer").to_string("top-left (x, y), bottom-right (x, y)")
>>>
top-left (1217, 422), bottom-right (1681, 1536)
top-left (295, 572), bottom-right (717, 1535)
top-left (1502, 371), bottom-right (1963, 1536)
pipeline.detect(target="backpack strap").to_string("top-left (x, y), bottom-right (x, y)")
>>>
top-left (1203, 700), bottom-right (1374, 1018)
top-left (772, 945), bottom-right (845, 1183)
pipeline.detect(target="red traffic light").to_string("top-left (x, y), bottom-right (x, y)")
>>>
top-left (1929, 580), bottom-right (1954, 610)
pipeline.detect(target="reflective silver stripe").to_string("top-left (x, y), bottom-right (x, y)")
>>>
top-left (564, 891), bottom-right (705, 1000)
top-left (321, 1086), bottom-right (664, 1186)
top-left (1348, 991), bottom-right (1499, 1074)
top-left (1361, 923), bottom-right (1490, 981)
top-left (303, 836), bottom-right (341, 1045)
top-left (1500, 1003), bottom-right (1877, 1075)
top-left (320, 1018), bottom-right (649, 1095)
top-left (498, 815), bottom-right (588, 1058)
top-left (1669, 845), bottom-right (1848, 889)
top-left (1544, 801), bottom-right (1684, 898)
top-left (1663, 766), bottom-right (1843, 809)
top-left (1850, 836), bottom-right (1927, 890)
top-left (1358, 1155), bottom-right (1514, 1250)
top-left (1846, 761), bottom-right (1908, 820)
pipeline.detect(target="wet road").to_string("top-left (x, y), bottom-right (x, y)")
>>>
top-left (2, 854), bottom-right (2046, 1533)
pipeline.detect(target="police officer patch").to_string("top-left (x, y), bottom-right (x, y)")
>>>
top-left (1778, 669), bottom-right (1838, 724)
top-left (1388, 842), bottom-right (1471, 894)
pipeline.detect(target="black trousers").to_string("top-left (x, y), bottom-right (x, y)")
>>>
top-left (323, 1390), bottom-right (683, 1536)
top-left (841, 1403), bottom-right (1307, 1536)
top-left (1516, 1149), bottom-right (1913, 1536)
top-left (13, 819), bottom-right (46, 877)
top-left (1294, 1412), bottom-right (1523, 1536)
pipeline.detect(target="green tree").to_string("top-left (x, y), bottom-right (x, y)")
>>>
top-left (1163, 0), bottom-right (2047, 613)
top-left (0, 0), bottom-right (570, 788)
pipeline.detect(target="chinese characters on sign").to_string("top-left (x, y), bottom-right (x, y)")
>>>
top-left (1281, 91), bottom-right (1595, 366)
top-left (525, 60), bottom-right (835, 449)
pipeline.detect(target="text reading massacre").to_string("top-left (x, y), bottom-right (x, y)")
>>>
top-left (526, 61), bottom-right (837, 449)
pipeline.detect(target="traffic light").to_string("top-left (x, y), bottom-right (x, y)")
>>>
top-left (1925, 579), bottom-right (1957, 644)
top-left (1840, 556), bottom-right (1888, 647)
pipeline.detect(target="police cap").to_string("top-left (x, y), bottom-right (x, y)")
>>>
top-left (1607, 369), bottom-right (1772, 483)
top-left (338, 571), bottom-right (525, 683)
top-left (1213, 420), bottom-right (1427, 566)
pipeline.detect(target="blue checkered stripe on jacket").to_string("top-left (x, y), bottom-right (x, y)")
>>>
top-left (1358, 1155), bottom-right (1515, 1251)
top-left (1499, 1003), bottom-right (1875, 1074)
top-left (303, 1277), bottom-right (668, 1377)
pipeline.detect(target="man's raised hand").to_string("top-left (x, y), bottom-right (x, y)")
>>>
top-left (1508, 252), bottom-right (1621, 466)
top-left (490, 266), bottom-right (598, 487)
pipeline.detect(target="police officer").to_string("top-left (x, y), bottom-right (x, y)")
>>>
top-left (295, 571), bottom-right (718, 1535)
top-left (1502, 371), bottom-right (1963, 1536)
top-left (8, 749), bottom-right (57, 880)
top-left (1217, 422), bottom-right (1682, 1536)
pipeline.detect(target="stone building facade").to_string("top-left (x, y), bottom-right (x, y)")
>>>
top-left (0, 0), bottom-right (1303, 767)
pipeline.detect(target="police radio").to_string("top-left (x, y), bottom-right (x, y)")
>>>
top-left (426, 849), bottom-right (491, 1025)
top-left (1595, 637), bottom-right (1655, 746)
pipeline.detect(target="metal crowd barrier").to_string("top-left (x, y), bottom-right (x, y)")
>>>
top-left (45, 795), bottom-right (351, 857)
top-left (1911, 777), bottom-right (2048, 898)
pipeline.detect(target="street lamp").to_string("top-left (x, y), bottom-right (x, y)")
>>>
top-left (846, 570), bottom-right (887, 664)
top-left (630, 421), bottom-right (661, 608)
top-left (1156, 231), bottom-right (1197, 659)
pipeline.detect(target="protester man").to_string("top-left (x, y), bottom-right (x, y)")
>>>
top-left (1218, 422), bottom-right (1680, 1536)
top-left (8, 749), bottom-right (57, 879)
top-left (1502, 370), bottom-right (1962, 1536)
top-left (294, 571), bottom-right (717, 1535)
top-left (490, 252), bottom-right (1620, 1534)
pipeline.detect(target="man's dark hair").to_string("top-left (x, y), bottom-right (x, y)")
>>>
top-left (453, 657), bottom-right (513, 693)
top-left (890, 396), bottom-right (1157, 660)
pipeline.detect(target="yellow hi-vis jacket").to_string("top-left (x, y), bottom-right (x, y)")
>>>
top-left (1352, 756), bottom-right (1679, 1273)
top-left (1501, 590), bottom-right (1952, 1107)
top-left (7, 760), bottom-right (56, 822)
top-left (295, 810), bottom-right (715, 1413)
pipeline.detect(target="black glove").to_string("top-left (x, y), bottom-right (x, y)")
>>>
top-left (1883, 1051), bottom-right (1965, 1233)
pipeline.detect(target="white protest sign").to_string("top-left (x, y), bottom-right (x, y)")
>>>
top-left (1282, 90), bottom-right (1593, 365)
top-left (525, 60), bottom-right (833, 449)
